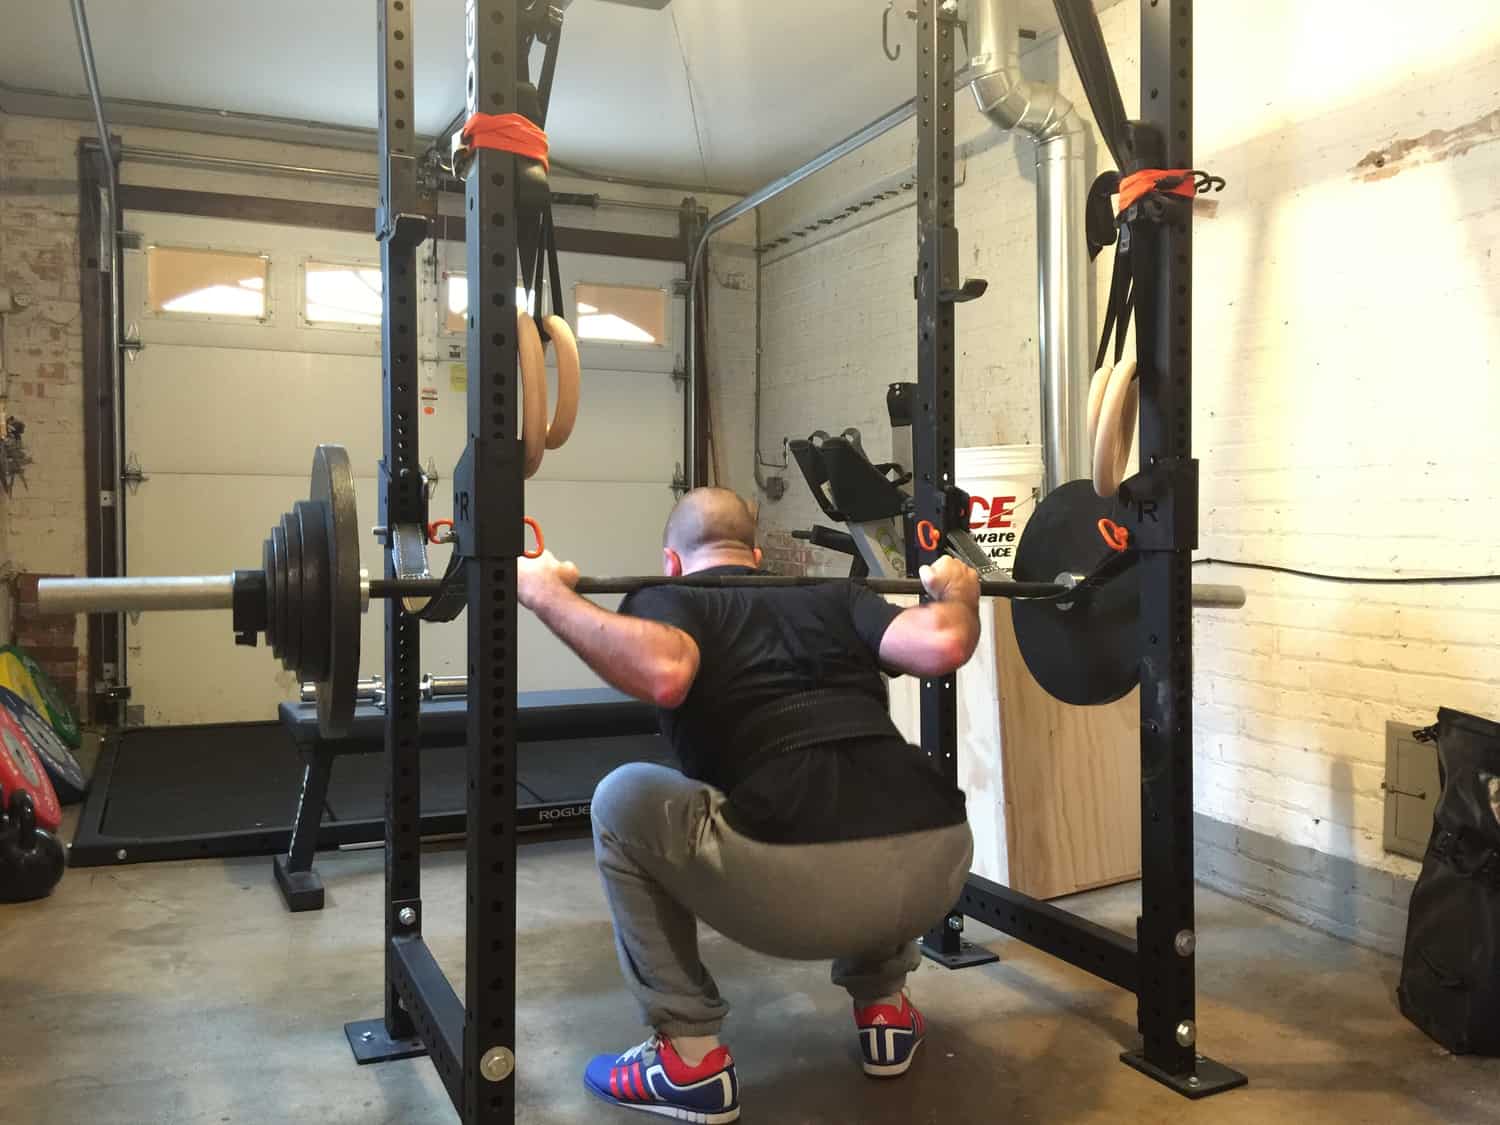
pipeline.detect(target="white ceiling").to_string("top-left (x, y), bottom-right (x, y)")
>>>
top-left (0, 0), bottom-right (1082, 191)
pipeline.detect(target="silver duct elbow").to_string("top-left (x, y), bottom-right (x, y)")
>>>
top-left (965, 0), bottom-right (1095, 493)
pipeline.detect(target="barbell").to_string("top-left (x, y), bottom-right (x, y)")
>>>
top-left (36, 444), bottom-right (1242, 735)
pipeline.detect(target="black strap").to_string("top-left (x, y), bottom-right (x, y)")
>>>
top-left (1085, 171), bottom-right (1122, 260)
top-left (1053, 0), bottom-right (1131, 169)
top-left (545, 207), bottom-right (566, 322)
top-left (412, 550), bottom-right (468, 623)
top-left (1094, 243), bottom-right (1135, 372)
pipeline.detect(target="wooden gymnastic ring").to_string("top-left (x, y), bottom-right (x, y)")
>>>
top-left (1087, 361), bottom-right (1111, 453)
top-left (516, 309), bottom-right (548, 479)
top-left (1091, 357), bottom-right (1138, 498)
top-left (541, 314), bottom-right (580, 451)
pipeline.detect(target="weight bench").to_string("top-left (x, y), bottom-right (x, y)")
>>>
top-left (273, 687), bottom-right (659, 911)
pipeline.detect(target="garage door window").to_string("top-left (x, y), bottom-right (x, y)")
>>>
top-left (147, 246), bottom-right (269, 319)
top-left (304, 261), bottom-right (383, 327)
top-left (574, 283), bottom-right (667, 345)
top-left (443, 274), bottom-right (540, 335)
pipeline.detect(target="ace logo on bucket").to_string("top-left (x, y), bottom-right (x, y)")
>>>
top-left (970, 494), bottom-right (1019, 529)
top-left (968, 495), bottom-right (1023, 563)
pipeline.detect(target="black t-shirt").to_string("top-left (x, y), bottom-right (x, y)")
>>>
top-left (619, 566), bottom-right (966, 844)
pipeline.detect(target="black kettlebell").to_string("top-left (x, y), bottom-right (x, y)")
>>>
top-left (0, 782), bottom-right (66, 903)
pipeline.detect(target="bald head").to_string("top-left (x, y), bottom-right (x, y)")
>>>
top-left (662, 488), bottom-right (759, 572)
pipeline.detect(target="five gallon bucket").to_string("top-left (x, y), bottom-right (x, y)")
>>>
top-left (954, 445), bottom-right (1044, 574)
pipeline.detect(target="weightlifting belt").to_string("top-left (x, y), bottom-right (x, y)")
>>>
top-left (724, 688), bottom-right (904, 791)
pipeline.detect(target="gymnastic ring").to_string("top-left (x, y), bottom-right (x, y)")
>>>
top-left (517, 309), bottom-right (548, 479)
top-left (1092, 357), bottom-right (1138, 498)
top-left (523, 517), bottom-right (544, 560)
top-left (1086, 360), bottom-right (1112, 453)
top-left (916, 520), bottom-right (942, 553)
top-left (541, 314), bottom-right (580, 451)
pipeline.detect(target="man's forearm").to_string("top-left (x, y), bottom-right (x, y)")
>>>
top-left (878, 595), bottom-right (981, 676)
top-left (527, 585), bottom-right (698, 707)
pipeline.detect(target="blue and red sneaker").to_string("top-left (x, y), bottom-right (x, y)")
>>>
top-left (583, 1035), bottom-right (740, 1123)
top-left (853, 994), bottom-right (927, 1078)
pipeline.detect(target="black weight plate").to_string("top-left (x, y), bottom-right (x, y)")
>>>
top-left (1011, 479), bottom-right (1140, 706)
top-left (270, 523), bottom-right (288, 665)
top-left (0, 686), bottom-right (86, 803)
top-left (263, 535), bottom-right (279, 653)
top-left (294, 500), bottom-right (331, 683)
top-left (310, 445), bottom-right (361, 737)
top-left (281, 511), bottom-right (304, 676)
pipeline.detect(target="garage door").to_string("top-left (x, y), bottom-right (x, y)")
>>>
top-left (121, 211), bottom-right (684, 726)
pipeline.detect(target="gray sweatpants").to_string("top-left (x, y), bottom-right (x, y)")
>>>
top-left (590, 761), bottom-right (974, 1037)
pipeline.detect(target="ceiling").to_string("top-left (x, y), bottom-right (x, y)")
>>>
top-left (0, 0), bottom-right (1087, 192)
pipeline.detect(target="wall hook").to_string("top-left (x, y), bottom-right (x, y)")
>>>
top-left (882, 2), bottom-right (902, 61)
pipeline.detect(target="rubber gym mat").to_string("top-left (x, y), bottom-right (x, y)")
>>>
top-left (98, 722), bottom-right (303, 839)
top-left (73, 722), bottom-right (674, 863)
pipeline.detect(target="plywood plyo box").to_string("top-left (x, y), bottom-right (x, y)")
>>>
top-left (889, 600), bottom-right (1141, 899)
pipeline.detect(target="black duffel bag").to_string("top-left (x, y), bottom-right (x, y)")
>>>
top-left (1398, 707), bottom-right (1500, 1055)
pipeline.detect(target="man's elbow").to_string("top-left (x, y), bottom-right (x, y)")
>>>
top-left (936, 623), bottom-right (979, 673)
top-left (648, 653), bottom-right (696, 709)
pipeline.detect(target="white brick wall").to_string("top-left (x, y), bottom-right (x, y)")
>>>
top-left (1192, 0), bottom-right (1500, 874)
top-left (714, 0), bottom-right (1500, 878)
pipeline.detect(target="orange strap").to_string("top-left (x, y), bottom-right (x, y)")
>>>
top-left (462, 113), bottom-right (550, 171)
top-left (1117, 168), bottom-right (1197, 215)
top-left (1098, 518), bottom-right (1130, 553)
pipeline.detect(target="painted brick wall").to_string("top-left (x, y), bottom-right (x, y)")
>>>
top-left (718, 0), bottom-right (1500, 889)
top-left (0, 109), bottom-right (751, 709)
top-left (1191, 0), bottom-right (1500, 876)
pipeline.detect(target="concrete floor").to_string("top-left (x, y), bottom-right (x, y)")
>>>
top-left (2, 833), bottom-right (1496, 1125)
